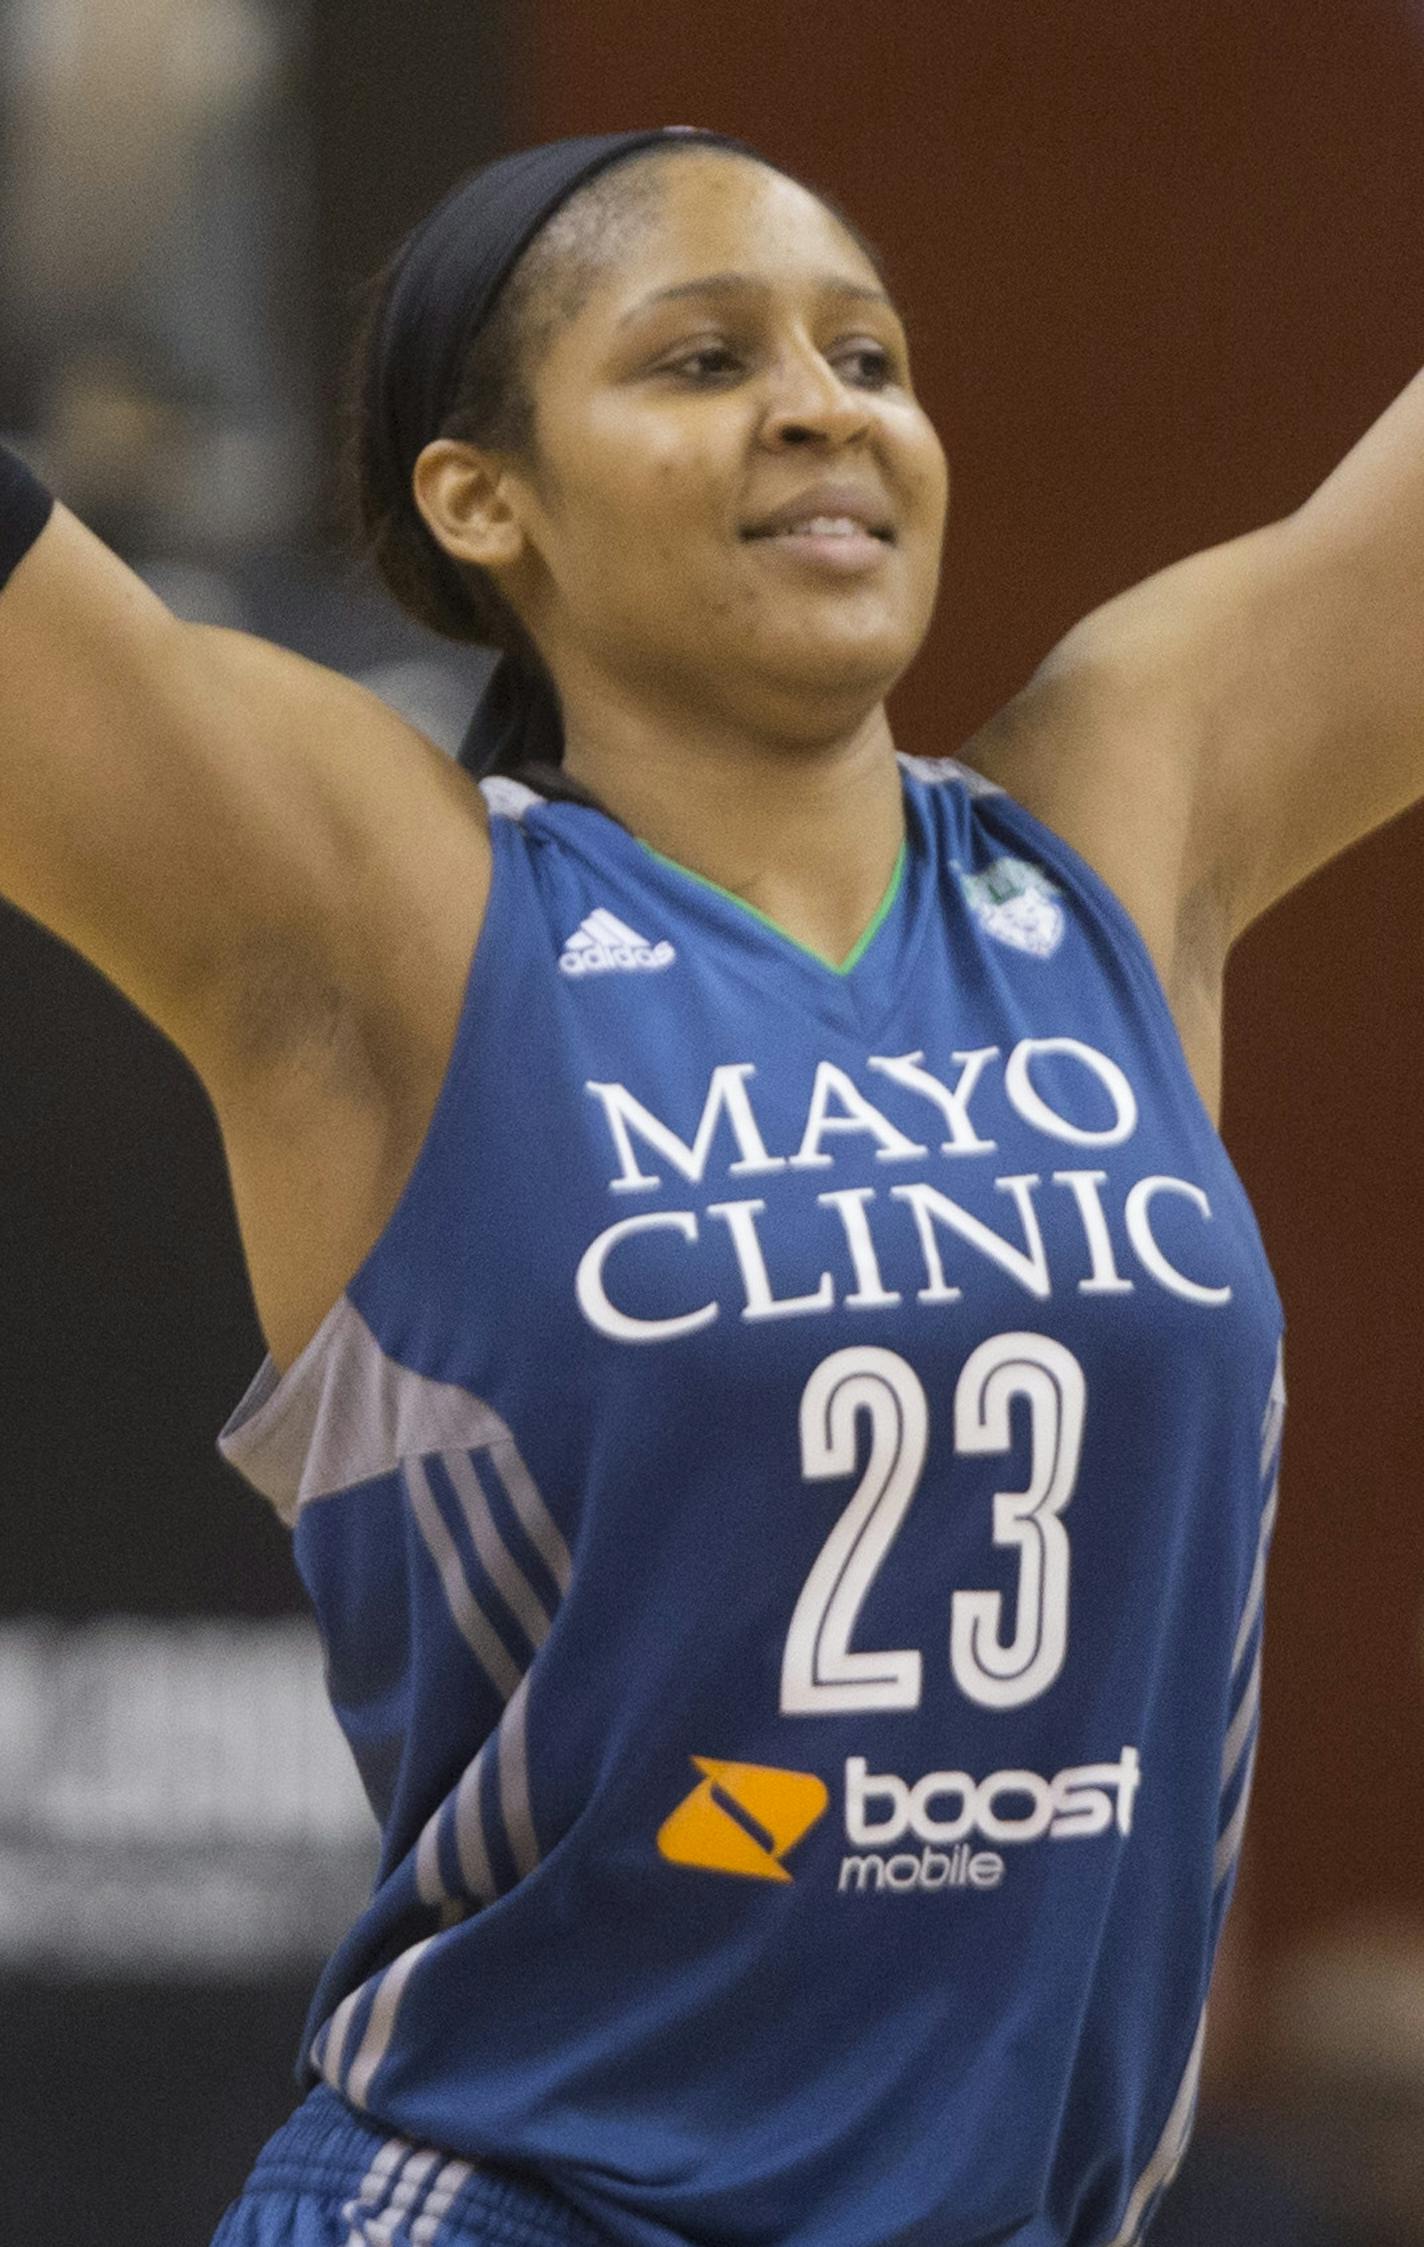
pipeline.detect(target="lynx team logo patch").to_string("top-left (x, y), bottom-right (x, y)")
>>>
top-left (657, 1757), bottom-right (828, 1882)
top-left (956, 854), bottom-right (1065, 959)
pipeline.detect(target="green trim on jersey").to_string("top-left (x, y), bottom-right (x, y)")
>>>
top-left (639, 838), bottom-right (908, 975)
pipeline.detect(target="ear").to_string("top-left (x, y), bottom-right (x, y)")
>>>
top-left (411, 437), bottom-right (528, 575)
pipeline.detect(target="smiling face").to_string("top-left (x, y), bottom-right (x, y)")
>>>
top-left (419, 150), bottom-right (950, 751)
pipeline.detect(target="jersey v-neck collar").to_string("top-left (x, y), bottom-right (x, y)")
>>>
top-left (636, 836), bottom-right (907, 976)
top-left (551, 770), bottom-right (937, 1038)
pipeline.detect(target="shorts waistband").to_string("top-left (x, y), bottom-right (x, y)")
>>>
top-left (246, 2086), bottom-right (614, 2247)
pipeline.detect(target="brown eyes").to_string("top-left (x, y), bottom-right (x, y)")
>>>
top-left (663, 341), bottom-right (896, 388)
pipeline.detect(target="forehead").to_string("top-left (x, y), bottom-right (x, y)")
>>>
top-left (586, 152), bottom-right (884, 315)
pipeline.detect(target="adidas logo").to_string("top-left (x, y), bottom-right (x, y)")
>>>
top-left (559, 908), bottom-right (676, 977)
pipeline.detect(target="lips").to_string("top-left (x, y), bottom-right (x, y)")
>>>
top-left (743, 520), bottom-right (892, 575)
top-left (743, 481), bottom-right (895, 541)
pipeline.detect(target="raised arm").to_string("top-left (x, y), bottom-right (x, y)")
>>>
top-left (1213, 361), bottom-right (1424, 931)
top-left (0, 470), bottom-right (489, 1089)
top-left (983, 364), bottom-right (1424, 955)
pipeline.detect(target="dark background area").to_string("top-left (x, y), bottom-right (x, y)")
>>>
top-left (0, 3), bottom-right (510, 2235)
top-left (1, 3), bottom-right (1423, 2241)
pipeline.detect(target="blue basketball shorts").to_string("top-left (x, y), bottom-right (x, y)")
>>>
top-left (212, 2085), bottom-right (617, 2247)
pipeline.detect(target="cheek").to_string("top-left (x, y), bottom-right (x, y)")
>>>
top-left (566, 446), bottom-right (718, 592)
top-left (579, 394), bottom-right (744, 534)
top-left (906, 415), bottom-right (951, 531)
top-left (592, 463), bottom-right (742, 623)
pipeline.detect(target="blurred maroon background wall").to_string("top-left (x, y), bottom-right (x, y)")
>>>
top-left (515, 1), bottom-right (1424, 2008)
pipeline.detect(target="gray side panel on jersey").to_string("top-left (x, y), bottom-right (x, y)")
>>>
top-left (478, 775), bottom-right (544, 821)
top-left (216, 1294), bottom-right (521, 1527)
top-left (896, 752), bottom-right (1006, 798)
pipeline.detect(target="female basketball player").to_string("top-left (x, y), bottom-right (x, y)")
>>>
top-left (1, 126), bottom-right (1420, 2247)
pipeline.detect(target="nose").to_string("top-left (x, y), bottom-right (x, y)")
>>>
top-left (758, 338), bottom-right (873, 450)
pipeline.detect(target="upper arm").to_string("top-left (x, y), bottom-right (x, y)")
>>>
top-left (1011, 367), bottom-right (1424, 950)
top-left (1054, 514), bottom-right (1424, 946)
top-left (0, 499), bottom-right (490, 1081)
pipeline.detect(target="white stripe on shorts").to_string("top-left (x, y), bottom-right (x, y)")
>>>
top-left (344, 2145), bottom-right (442, 2245)
top-left (339, 2137), bottom-right (411, 2245)
top-left (411, 2159), bottom-right (477, 2247)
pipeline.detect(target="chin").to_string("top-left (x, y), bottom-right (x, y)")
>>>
top-left (745, 655), bottom-right (909, 742)
top-left (771, 621), bottom-right (918, 699)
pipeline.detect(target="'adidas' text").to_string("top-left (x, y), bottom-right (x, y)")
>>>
top-left (561, 909), bottom-right (676, 976)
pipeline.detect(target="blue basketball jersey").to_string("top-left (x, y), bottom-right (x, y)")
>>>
top-left (218, 756), bottom-right (1285, 2247)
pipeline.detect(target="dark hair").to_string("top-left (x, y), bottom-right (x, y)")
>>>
top-left (344, 142), bottom-right (889, 804)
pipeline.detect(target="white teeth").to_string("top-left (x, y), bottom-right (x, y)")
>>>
top-left (775, 516), bottom-right (866, 538)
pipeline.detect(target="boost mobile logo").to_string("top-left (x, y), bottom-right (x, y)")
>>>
top-left (837, 1748), bottom-right (1141, 1894)
top-left (656, 1757), bottom-right (829, 1882)
top-left (657, 1748), bottom-right (1140, 1896)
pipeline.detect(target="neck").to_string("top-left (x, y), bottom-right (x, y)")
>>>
top-left (559, 681), bottom-right (906, 968)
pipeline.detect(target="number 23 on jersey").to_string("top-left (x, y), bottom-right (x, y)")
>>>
top-left (781, 1334), bottom-right (1085, 1717)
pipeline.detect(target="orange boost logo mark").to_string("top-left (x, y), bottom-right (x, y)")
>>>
top-left (656, 1757), bottom-right (829, 1882)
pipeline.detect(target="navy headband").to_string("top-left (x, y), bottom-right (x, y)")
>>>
top-left (365, 127), bottom-right (767, 786)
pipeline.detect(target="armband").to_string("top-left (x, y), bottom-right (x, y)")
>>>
top-left (0, 442), bottom-right (55, 594)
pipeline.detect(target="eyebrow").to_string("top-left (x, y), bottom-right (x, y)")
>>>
top-left (617, 270), bottom-right (897, 326)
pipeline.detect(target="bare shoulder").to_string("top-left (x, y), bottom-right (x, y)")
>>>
top-left (956, 488), bottom-right (1413, 976)
top-left (184, 630), bottom-right (494, 1370)
top-left (0, 500), bottom-right (494, 1368)
top-left (956, 623), bottom-right (1232, 1123)
top-left (176, 629), bottom-right (488, 1057)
